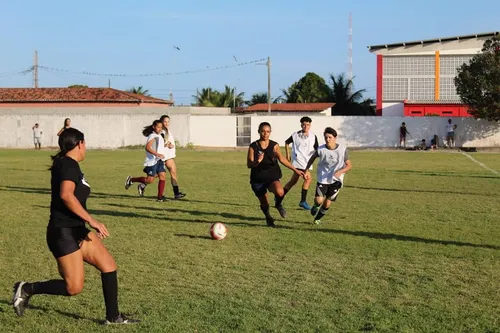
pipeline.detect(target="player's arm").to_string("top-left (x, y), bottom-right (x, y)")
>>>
top-left (304, 151), bottom-right (318, 171)
top-left (284, 136), bottom-right (293, 161)
top-left (56, 128), bottom-right (65, 136)
top-left (247, 146), bottom-right (263, 168)
top-left (146, 137), bottom-right (164, 159)
top-left (334, 149), bottom-right (352, 178)
top-left (274, 144), bottom-right (303, 177)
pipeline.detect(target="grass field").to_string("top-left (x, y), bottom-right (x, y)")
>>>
top-left (0, 148), bottom-right (499, 333)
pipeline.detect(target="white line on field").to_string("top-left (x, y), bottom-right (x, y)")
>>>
top-left (461, 152), bottom-right (500, 175)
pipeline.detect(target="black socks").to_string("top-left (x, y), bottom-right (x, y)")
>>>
top-left (101, 271), bottom-right (119, 321)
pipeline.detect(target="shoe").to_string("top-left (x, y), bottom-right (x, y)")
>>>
top-left (313, 219), bottom-right (322, 225)
top-left (137, 184), bottom-right (145, 197)
top-left (105, 313), bottom-right (140, 325)
top-left (124, 176), bottom-right (132, 190)
top-left (174, 192), bottom-right (186, 199)
top-left (266, 215), bottom-right (276, 227)
top-left (275, 205), bottom-right (287, 218)
top-left (12, 282), bottom-right (31, 316)
top-left (299, 201), bottom-right (312, 210)
top-left (156, 196), bottom-right (167, 202)
top-left (311, 205), bottom-right (319, 217)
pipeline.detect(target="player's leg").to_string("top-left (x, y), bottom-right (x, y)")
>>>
top-left (283, 172), bottom-right (300, 196)
top-left (252, 183), bottom-right (275, 227)
top-left (299, 171), bottom-right (312, 210)
top-left (81, 232), bottom-right (139, 324)
top-left (269, 181), bottom-right (286, 218)
top-left (165, 159), bottom-right (186, 199)
top-left (313, 182), bottom-right (341, 224)
top-left (157, 170), bottom-right (167, 201)
top-left (311, 182), bottom-right (326, 217)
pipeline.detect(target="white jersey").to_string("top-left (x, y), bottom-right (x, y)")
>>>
top-left (287, 131), bottom-right (318, 170)
top-left (144, 133), bottom-right (164, 166)
top-left (33, 127), bottom-right (42, 138)
top-left (161, 130), bottom-right (176, 160)
top-left (445, 123), bottom-right (454, 133)
top-left (316, 143), bottom-right (349, 184)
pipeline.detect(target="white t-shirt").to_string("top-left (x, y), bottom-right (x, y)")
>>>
top-left (161, 130), bottom-right (176, 161)
top-left (33, 127), bottom-right (42, 138)
top-left (316, 143), bottom-right (349, 184)
top-left (287, 131), bottom-right (318, 170)
top-left (143, 133), bottom-right (164, 166)
top-left (445, 124), bottom-right (454, 133)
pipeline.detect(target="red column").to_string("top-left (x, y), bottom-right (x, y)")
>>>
top-left (376, 54), bottom-right (383, 116)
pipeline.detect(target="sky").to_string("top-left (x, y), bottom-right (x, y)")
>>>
top-left (0, 0), bottom-right (498, 104)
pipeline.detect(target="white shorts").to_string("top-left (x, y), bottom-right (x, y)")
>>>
top-left (34, 137), bottom-right (41, 145)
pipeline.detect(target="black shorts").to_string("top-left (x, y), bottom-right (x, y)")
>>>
top-left (46, 226), bottom-right (90, 259)
top-left (250, 180), bottom-right (279, 197)
top-left (315, 181), bottom-right (342, 201)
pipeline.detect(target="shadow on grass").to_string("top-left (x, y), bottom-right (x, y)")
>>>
top-left (0, 186), bottom-right (254, 207)
top-left (392, 169), bottom-right (500, 180)
top-left (345, 185), bottom-right (498, 197)
top-left (174, 233), bottom-right (212, 240)
top-left (0, 300), bottom-right (102, 324)
top-left (312, 228), bottom-right (500, 250)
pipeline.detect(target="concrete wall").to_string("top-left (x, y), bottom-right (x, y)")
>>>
top-left (1, 107), bottom-right (499, 148)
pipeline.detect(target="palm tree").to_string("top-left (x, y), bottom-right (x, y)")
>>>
top-left (128, 86), bottom-right (150, 96)
top-left (192, 87), bottom-right (219, 106)
top-left (326, 74), bottom-right (374, 115)
top-left (192, 86), bottom-right (244, 108)
top-left (246, 92), bottom-right (284, 106)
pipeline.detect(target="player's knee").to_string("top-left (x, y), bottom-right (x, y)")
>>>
top-left (276, 188), bottom-right (285, 197)
top-left (66, 279), bottom-right (84, 296)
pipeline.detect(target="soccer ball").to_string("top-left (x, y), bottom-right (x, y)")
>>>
top-left (210, 222), bottom-right (227, 240)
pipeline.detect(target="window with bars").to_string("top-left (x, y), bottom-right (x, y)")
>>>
top-left (236, 116), bottom-right (251, 147)
top-left (383, 56), bottom-right (435, 76)
top-left (383, 78), bottom-right (408, 101)
top-left (410, 78), bottom-right (435, 100)
top-left (439, 55), bottom-right (473, 101)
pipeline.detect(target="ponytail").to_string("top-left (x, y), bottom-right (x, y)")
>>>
top-left (142, 120), bottom-right (162, 137)
top-left (49, 128), bottom-right (84, 170)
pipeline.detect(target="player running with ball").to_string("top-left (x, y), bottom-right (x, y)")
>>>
top-left (304, 127), bottom-right (352, 225)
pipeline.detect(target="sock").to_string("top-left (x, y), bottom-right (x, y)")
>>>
top-left (101, 271), bottom-right (119, 321)
top-left (275, 195), bottom-right (284, 207)
top-left (131, 177), bottom-right (146, 184)
top-left (283, 188), bottom-right (289, 196)
top-left (315, 207), bottom-right (329, 220)
top-left (173, 185), bottom-right (180, 195)
top-left (260, 204), bottom-right (271, 217)
top-left (301, 189), bottom-right (308, 202)
top-left (24, 280), bottom-right (70, 296)
top-left (158, 180), bottom-right (165, 199)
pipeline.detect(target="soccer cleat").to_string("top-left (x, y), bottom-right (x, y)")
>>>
top-left (174, 192), bottom-right (186, 199)
top-left (265, 215), bottom-right (276, 227)
top-left (299, 201), bottom-right (312, 210)
top-left (275, 205), bottom-right (287, 218)
top-left (156, 196), bottom-right (168, 202)
top-left (11, 282), bottom-right (31, 317)
top-left (137, 184), bottom-right (145, 197)
top-left (310, 205), bottom-right (319, 217)
top-left (105, 313), bottom-right (140, 325)
top-left (313, 219), bottom-right (322, 225)
top-left (124, 176), bottom-right (132, 190)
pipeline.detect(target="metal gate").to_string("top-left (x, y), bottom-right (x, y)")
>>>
top-left (236, 116), bottom-right (251, 147)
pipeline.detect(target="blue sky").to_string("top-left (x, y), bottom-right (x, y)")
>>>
top-left (0, 0), bottom-right (498, 104)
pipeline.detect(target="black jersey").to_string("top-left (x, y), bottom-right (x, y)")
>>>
top-left (49, 157), bottom-right (90, 228)
top-left (249, 140), bottom-right (282, 183)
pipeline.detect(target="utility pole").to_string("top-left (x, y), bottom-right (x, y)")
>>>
top-left (348, 13), bottom-right (353, 81)
top-left (108, 79), bottom-right (111, 88)
top-left (267, 56), bottom-right (271, 113)
top-left (233, 56), bottom-right (238, 111)
top-left (33, 50), bottom-right (39, 88)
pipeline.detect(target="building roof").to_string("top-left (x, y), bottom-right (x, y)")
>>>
top-left (404, 100), bottom-right (464, 105)
top-left (367, 32), bottom-right (499, 52)
top-left (236, 102), bottom-right (335, 113)
top-left (0, 88), bottom-right (173, 105)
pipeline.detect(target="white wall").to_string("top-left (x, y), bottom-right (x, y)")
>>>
top-left (382, 103), bottom-right (404, 117)
top-left (1, 108), bottom-right (499, 148)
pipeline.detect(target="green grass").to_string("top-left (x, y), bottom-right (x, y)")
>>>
top-left (0, 149), bottom-right (499, 332)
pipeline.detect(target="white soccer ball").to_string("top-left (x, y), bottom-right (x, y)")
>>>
top-left (210, 222), bottom-right (227, 240)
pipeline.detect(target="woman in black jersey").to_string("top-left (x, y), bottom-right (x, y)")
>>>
top-left (248, 122), bottom-right (305, 227)
top-left (11, 128), bottom-right (138, 325)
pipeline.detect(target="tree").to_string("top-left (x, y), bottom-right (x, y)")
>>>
top-left (327, 73), bottom-right (375, 116)
top-left (455, 36), bottom-right (500, 121)
top-left (128, 86), bottom-right (150, 96)
top-left (192, 86), bottom-right (245, 108)
top-left (246, 92), bottom-right (283, 106)
top-left (68, 84), bottom-right (88, 88)
top-left (282, 72), bottom-right (330, 103)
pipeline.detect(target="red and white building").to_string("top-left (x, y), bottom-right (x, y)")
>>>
top-left (368, 32), bottom-right (498, 117)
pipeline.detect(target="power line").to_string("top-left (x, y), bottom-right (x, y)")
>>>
top-left (37, 58), bottom-right (267, 78)
top-left (0, 68), bottom-right (32, 78)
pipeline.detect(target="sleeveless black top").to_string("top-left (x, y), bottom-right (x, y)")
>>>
top-left (249, 140), bottom-right (282, 183)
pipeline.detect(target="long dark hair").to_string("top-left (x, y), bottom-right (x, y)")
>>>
top-left (159, 114), bottom-right (170, 137)
top-left (142, 120), bottom-right (162, 137)
top-left (64, 118), bottom-right (71, 127)
top-left (50, 128), bottom-right (84, 170)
